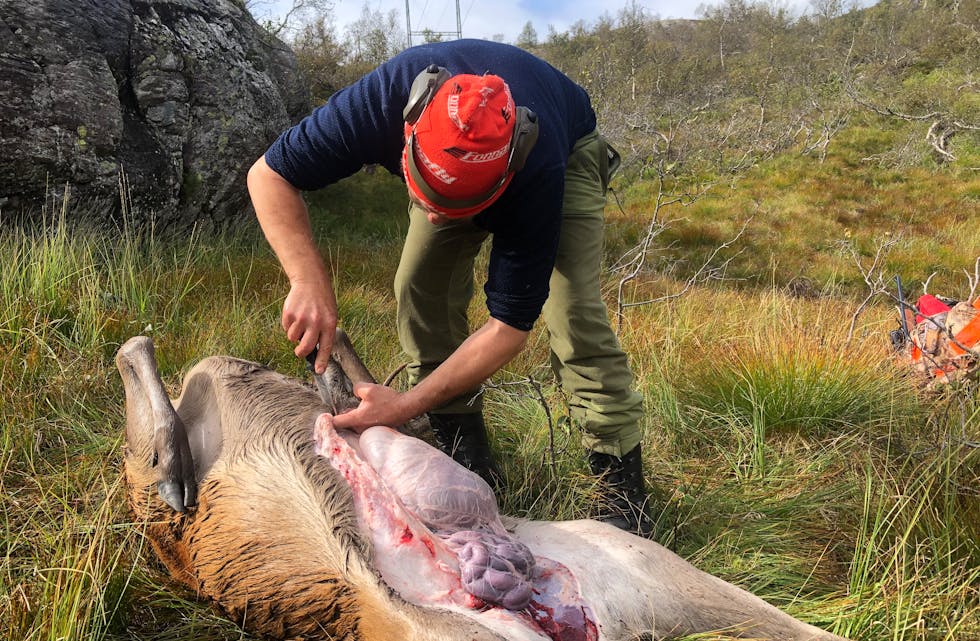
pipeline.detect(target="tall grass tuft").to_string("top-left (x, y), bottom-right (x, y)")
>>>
top-left (0, 208), bottom-right (242, 640)
top-left (676, 298), bottom-right (920, 480)
top-left (839, 441), bottom-right (980, 641)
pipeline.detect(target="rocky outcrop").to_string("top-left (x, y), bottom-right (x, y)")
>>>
top-left (0, 0), bottom-right (309, 230)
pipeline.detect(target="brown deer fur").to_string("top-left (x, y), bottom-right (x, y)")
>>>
top-left (117, 334), bottom-right (849, 641)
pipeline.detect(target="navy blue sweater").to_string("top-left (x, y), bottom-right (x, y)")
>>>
top-left (265, 39), bottom-right (597, 331)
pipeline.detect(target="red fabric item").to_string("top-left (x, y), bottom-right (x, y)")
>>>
top-left (403, 73), bottom-right (516, 218)
top-left (915, 294), bottom-right (951, 324)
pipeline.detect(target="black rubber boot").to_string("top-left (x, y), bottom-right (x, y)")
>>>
top-left (427, 412), bottom-right (503, 489)
top-left (588, 444), bottom-right (655, 537)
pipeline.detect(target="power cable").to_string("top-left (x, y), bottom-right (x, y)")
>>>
top-left (461, 0), bottom-right (476, 31)
top-left (417, 0), bottom-right (431, 26)
top-left (435, 0), bottom-right (451, 31)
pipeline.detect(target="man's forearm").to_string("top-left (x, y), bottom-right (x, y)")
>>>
top-left (403, 318), bottom-right (529, 417)
top-left (247, 156), bottom-right (328, 287)
top-left (248, 155), bottom-right (338, 369)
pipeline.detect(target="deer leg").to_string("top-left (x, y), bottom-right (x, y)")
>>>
top-left (327, 329), bottom-right (437, 441)
top-left (116, 336), bottom-right (197, 512)
top-left (331, 328), bottom-right (377, 384)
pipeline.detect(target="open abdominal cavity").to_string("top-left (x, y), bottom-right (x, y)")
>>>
top-left (313, 414), bottom-right (598, 641)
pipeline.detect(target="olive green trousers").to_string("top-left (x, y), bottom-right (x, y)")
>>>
top-left (393, 130), bottom-right (644, 457)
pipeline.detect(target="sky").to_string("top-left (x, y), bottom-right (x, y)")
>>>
top-left (258, 0), bottom-right (835, 44)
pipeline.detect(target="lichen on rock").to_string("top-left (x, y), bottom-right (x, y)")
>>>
top-left (0, 0), bottom-right (309, 230)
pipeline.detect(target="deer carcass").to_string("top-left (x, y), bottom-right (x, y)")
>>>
top-left (116, 332), bottom-right (848, 641)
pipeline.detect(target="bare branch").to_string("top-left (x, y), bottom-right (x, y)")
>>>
top-left (965, 256), bottom-right (980, 301)
top-left (483, 376), bottom-right (559, 477)
top-left (845, 80), bottom-right (979, 164)
top-left (845, 82), bottom-right (941, 122)
top-left (841, 234), bottom-right (902, 342)
top-left (616, 218), bottom-right (750, 333)
top-left (926, 120), bottom-right (957, 161)
top-left (247, 0), bottom-right (333, 37)
top-left (797, 101), bottom-right (849, 162)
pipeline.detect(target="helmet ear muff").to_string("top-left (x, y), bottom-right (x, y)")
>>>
top-left (507, 106), bottom-right (538, 173)
top-left (403, 64), bottom-right (452, 124)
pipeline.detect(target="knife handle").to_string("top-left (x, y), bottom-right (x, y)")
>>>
top-left (305, 346), bottom-right (318, 372)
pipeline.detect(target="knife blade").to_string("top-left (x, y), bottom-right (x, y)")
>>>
top-left (305, 346), bottom-right (337, 413)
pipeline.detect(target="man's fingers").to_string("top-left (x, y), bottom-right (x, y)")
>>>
top-left (332, 385), bottom-right (376, 429)
top-left (314, 333), bottom-right (333, 373)
top-left (294, 329), bottom-right (319, 360)
top-left (331, 408), bottom-right (362, 431)
top-left (331, 410), bottom-right (350, 428)
top-left (351, 381), bottom-right (374, 400)
top-left (282, 318), bottom-right (304, 343)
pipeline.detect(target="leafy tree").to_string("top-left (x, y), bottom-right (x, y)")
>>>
top-left (291, 16), bottom-right (346, 104)
top-left (516, 21), bottom-right (538, 49)
top-left (343, 3), bottom-right (406, 77)
top-left (289, 2), bottom-right (407, 103)
top-left (838, 0), bottom-right (980, 164)
top-left (287, 0), bottom-right (978, 170)
top-left (245, 0), bottom-right (333, 37)
top-left (420, 28), bottom-right (444, 44)
top-left (808, 0), bottom-right (845, 22)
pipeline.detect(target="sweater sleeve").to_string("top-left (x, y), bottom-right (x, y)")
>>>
top-left (482, 170), bottom-right (564, 331)
top-left (264, 60), bottom-right (413, 190)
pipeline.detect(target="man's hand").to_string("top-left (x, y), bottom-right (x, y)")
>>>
top-left (283, 279), bottom-right (338, 373)
top-left (331, 383), bottom-right (421, 432)
top-left (332, 319), bottom-right (529, 432)
top-left (248, 156), bottom-right (338, 374)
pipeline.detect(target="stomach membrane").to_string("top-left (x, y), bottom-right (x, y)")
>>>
top-left (313, 415), bottom-right (598, 641)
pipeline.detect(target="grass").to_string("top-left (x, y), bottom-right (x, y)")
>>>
top-left (0, 147), bottom-right (978, 640)
top-left (607, 113), bottom-right (980, 297)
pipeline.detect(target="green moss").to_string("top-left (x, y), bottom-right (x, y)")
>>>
top-left (182, 170), bottom-right (203, 198)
